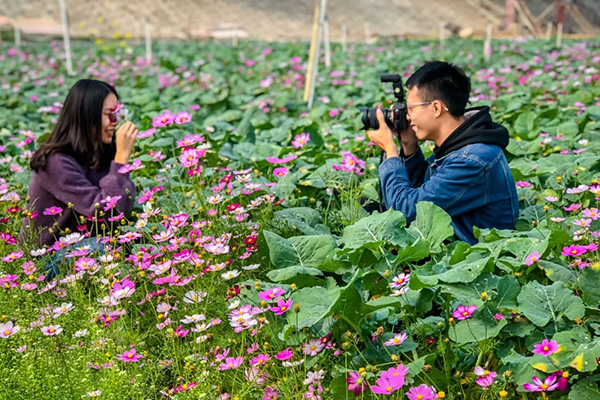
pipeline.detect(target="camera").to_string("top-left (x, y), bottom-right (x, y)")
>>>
top-left (359, 74), bottom-right (409, 133)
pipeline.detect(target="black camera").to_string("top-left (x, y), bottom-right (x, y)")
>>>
top-left (360, 74), bottom-right (409, 133)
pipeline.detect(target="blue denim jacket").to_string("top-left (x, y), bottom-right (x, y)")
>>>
top-left (379, 143), bottom-right (519, 244)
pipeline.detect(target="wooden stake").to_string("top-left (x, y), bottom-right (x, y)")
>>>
top-left (304, 3), bottom-right (320, 102)
top-left (484, 23), bottom-right (492, 61)
top-left (341, 23), bottom-right (348, 53)
top-left (14, 22), bottom-right (21, 49)
top-left (545, 21), bottom-right (552, 40)
top-left (307, 0), bottom-right (327, 110)
top-left (323, 17), bottom-right (331, 69)
top-left (58, 0), bottom-right (74, 75)
top-left (145, 18), bottom-right (152, 64)
top-left (556, 22), bottom-right (563, 48)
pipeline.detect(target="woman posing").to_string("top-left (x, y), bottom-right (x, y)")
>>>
top-left (22, 79), bottom-right (137, 256)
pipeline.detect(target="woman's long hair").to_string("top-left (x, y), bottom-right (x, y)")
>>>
top-left (30, 79), bottom-right (118, 172)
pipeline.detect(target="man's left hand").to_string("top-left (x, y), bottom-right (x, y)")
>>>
top-left (367, 109), bottom-right (399, 158)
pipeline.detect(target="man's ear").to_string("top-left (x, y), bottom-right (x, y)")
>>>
top-left (433, 100), bottom-right (443, 118)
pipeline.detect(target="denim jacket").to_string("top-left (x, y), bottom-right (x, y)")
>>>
top-left (379, 108), bottom-right (519, 244)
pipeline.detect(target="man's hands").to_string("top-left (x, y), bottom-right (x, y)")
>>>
top-left (367, 108), bottom-right (418, 158)
top-left (114, 121), bottom-right (138, 165)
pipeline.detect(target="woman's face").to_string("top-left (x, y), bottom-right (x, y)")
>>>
top-left (101, 93), bottom-right (119, 144)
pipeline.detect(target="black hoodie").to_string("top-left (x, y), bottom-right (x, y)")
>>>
top-left (433, 106), bottom-right (509, 159)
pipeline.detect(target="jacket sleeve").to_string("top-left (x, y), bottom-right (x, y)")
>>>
top-left (379, 155), bottom-right (489, 222)
top-left (39, 154), bottom-right (136, 217)
top-left (401, 146), bottom-right (429, 187)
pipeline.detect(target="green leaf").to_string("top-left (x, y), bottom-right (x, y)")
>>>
top-left (517, 281), bottom-right (585, 327)
top-left (264, 231), bottom-right (336, 269)
top-left (539, 260), bottom-right (578, 284)
top-left (415, 250), bottom-right (492, 285)
top-left (568, 375), bottom-right (600, 400)
top-left (579, 268), bottom-right (600, 308)
top-left (287, 286), bottom-right (340, 330)
top-left (448, 318), bottom-right (507, 343)
top-left (266, 266), bottom-right (323, 283)
top-left (513, 111), bottom-right (538, 137)
top-left (409, 202), bottom-right (454, 253)
top-left (495, 275), bottom-right (521, 309)
top-left (341, 209), bottom-right (410, 250)
top-left (274, 207), bottom-right (330, 235)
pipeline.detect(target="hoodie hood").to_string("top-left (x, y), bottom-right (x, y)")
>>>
top-left (434, 106), bottom-right (509, 159)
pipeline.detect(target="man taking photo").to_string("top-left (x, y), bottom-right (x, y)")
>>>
top-left (367, 61), bottom-right (519, 244)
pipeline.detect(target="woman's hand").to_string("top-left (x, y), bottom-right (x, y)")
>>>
top-left (114, 121), bottom-right (138, 164)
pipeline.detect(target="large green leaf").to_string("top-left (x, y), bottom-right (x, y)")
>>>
top-left (448, 317), bottom-right (507, 343)
top-left (287, 286), bottom-right (340, 330)
top-left (517, 281), bottom-right (585, 327)
top-left (579, 268), bottom-right (600, 308)
top-left (495, 275), bottom-right (521, 309)
top-left (415, 250), bottom-right (492, 286)
top-left (264, 231), bottom-right (336, 269)
top-left (274, 207), bottom-right (330, 235)
top-left (409, 202), bottom-right (454, 253)
top-left (341, 209), bottom-right (408, 250)
top-left (569, 375), bottom-right (600, 400)
top-left (539, 260), bottom-right (578, 284)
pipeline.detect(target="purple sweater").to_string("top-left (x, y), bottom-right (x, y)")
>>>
top-left (22, 152), bottom-right (136, 247)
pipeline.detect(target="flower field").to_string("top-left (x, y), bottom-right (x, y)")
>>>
top-left (1, 36), bottom-right (600, 399)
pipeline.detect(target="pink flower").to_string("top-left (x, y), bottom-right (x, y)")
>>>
top-left (0, 321), bottom-right (20, 338)
top-left (218, 356), bottom-right (244, 370)
top-left (406, 384), bottom-right (436, 400)
top-left (262, 386), bottom-right (279, 400)
top-left (493, 313), bottom-right (505, 320)
top-left (552, 370), bottom-right (569, 391)
top-left (452, 305), bottom-right (477, 320)
top-left (303, 339), bottom-right (325, 356)
top-left (384, 332), bottom-right (408, 347)
top-left (332, 152), bottom-right (365, 175)
top-left (381, 364), bottom-right (409, 387)
top-left (41, 325), bottom-right (63, 336)
top-left (524, 251), bottom-right (541, 266)
top-left (371, 376), bottom-right (402, 394)
top-left (561, 244), bottom-right (588, 257)
top-left (291, 132), bottom-right (310, 149)
top-left (474, 367), bottom-right (497, 390)
top-left (2, 251), bottom-right (24, 263)
top-left (43, 206), bottom-right (63, 215)
top-left (269, 298), bottom-right (292, 315)
top-left (250, 354), bottom-right (271, 366)
top-left (111, 277), bottom-right (135, 299)
top-left (274, 347), bottom-right (293, 361)
top-left (346, 371), bottom-right (366, 396)
top-left (266, 154), bottom-right (298, 164)
top-left (273, 167), bottom-right (289, 178)
top-left (532, 339), bottom-right (559, 356)
top-left (582, 208), bottom-right (599, 220)
top-left (258, 287), bottom-right (285, 301)
top-left (173, 111), bottom-right (192, 125)
top-left (516, 181), bottom-right (532, 188)
top-left (152, 110), bottom-right (173, 128)
top-left (564, 203), bottom-right (582, 212)
top-left (117, 348), bottom-right (143, 362)
top-left (523, 375), bottom-right (559, 392)
top-left (173, 325), bottom-right (189, 338)
top-left (391, 273), bottom-right (410, 287)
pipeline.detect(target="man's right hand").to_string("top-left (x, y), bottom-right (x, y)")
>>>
top-left (398, 126), bottom-right (418, 157)
top-left (114, 121), bottom-right (138, 164)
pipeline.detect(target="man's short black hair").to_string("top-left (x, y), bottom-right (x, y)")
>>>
top-left (405, 61), bottom-right (471, 117)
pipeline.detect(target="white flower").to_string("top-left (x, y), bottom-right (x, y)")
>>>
top-left (73, 329), bottom-right (88, 338)
top-left (228, 300), bottom-right (240, 309)
top-left (242, 264), bottom-right (260, 271)
top-left (221, 270), bottom-right (240, 280)
top-left (183, 290), bottom-right (207, 304)
top-left (181, 314), bottom-right (206, 324)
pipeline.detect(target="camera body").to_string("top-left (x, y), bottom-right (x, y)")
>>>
top-left (360, 74), bottom-right (409, 133)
